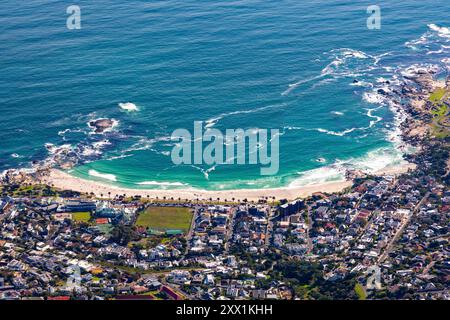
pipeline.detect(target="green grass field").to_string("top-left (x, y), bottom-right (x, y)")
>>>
top-left (429, 87), bottom-right (449, 139)
top-left (429, 87), bottom-right (446, 103)
top-left (72, 212), bottom-right (91, 223)
top-left (135, 206), bottom-right (193, 233)
top-left (354, 283), bottom-right (367, 300)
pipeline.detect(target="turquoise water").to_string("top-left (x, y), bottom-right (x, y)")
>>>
top-left (0, 1), bottom-right (449, 190)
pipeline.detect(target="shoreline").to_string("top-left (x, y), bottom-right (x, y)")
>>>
top-left (40, 162), bottom-right (416, 201)
top-left (3, 61), bottom-right (443, 202)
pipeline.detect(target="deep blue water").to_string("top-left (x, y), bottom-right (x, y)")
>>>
top-left (0, 1), bottom-right (449, 189)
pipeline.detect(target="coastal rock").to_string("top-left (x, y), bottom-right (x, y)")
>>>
top-left (1, 169), bottom-right (38, 186)
top-left (345, 169), bottom-right (367, 180)
top-left (89, 118), bottom-right (117, 134)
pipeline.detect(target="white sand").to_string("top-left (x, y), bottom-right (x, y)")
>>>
top-left (42, 162), bottom-right (415, 202)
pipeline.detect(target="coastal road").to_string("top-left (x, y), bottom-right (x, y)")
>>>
top-left (264, 206), bottom-right (273, 248)
top-left (224, 207), bottom-right (237, 253)
top-left (305, 208), bottom-right (313, 254)
top-left (184, 206), bottom-right (199, 255)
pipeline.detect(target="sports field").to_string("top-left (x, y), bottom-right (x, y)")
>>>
top-left (135, 207), bottom-right (193, 233)
top-left (72, 212), bottom-right (91, 223)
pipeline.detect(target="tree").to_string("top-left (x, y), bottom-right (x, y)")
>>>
top-left (110, 225), bottom-right (140, 245)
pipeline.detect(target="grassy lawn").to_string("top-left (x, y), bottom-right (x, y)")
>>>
top-left (72, 212), bottom-right (91, 223)
top-left (354, 283), bottom-right (367, 300)
top-left (7, 184), bottom-right (58, 197)
top-left (429, 87), bottom-right (446, 103)
top-left (135, 206), bottom-right (193, 233)
top-left (142, 291), bottom-right (163, 300)
top-left (429, 87), bottom-right (449, 139)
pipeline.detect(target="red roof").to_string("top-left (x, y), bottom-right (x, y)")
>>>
top-left (96, 218), bottom-right (109, 225)
top-left (48, 296), bottom-right (70, 300)
top-left (161, 286), bottom-right (181, 300)
top-left (116, 295), bottom-right (155, 300)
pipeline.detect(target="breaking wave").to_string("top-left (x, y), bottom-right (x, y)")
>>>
top-left (88, 169), bottom-right (117, 181)
top-left (119, 102), bottom-right (139, 112)
top-left (204, 103), bottom-right (284, 129)
top-left (289, 146), bottom-right (406, 187)
top-left (137, 181), bottom-right (188, 187)
top-left (282, 48), bottom-right (386, 96)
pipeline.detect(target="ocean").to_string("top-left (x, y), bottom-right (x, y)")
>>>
top-left (0, 0), bottom-right (449, 190)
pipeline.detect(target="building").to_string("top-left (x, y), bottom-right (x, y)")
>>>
top-left (279, 200), bottom-right (304, 217)
top-left (58, 200), bottom-right (96, 212)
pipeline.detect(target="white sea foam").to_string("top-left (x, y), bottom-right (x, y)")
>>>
top-left (405, 34), bottom-right (429, 50)
top-left (428, 24), bottom-right (450, 38)
top-left (331, 111), bottom-right (344, 116)
top-left (350, 80), bottom-right (373, 88)
top-left (316, 127), bottom-right (357, 136)
top-left (282, 74), bottom-right (325, 95)
top-left (92, 140), bottom-right (111, 149)
top-left (137, 181), bottom-right (188, 187)
top-left (366, 108), bottom-right (383, 127)
top-left (426, 48), bottom-right (444, 55)
top-left (283, 48), bottom-right (381, 95)
top-left (373, 52), bottom-right (392, 65)
top-left (289, 146), bottom-right (405, 188)
top-left (119, 102), bottom-right (139, 112)
top-left (441, 58), bottom-right (450, 69)
top-left (205, 104), bottom-right (282, 128)
top-left (88, 169), bottom-right (117, 181)
top-left (79, 140), bottom-right (111, 157)
top-left (400, 64), bottom-right (439, 78)
top-left (190, 165), bottom-right (217, 180)
top-left (406, 25), bottom-right (450, 53)
top-left (105, 154), bottom-right (133, 161)
top-left (363, 92), bottom-right (386, 105)
top-left (80, 147), bottom-right (101, 157)
top-left (321, 59), bottom-right (345, 75)
top-left (350, 147), bottom-right (405, 172)
top-left (45, 143), bottom-right (72, 155)
top-left (331, 48), bottom-right (370, 60)
top-left (289, 166), bottom-right (345, 187)
top-left (58, 128), bottom-right (86, 137)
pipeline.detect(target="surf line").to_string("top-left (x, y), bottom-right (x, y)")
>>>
top-left (170, 121), bottom-right (280, 176)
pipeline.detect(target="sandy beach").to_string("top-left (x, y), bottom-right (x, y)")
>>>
top-left (41, 162), bottom-right (416, 201)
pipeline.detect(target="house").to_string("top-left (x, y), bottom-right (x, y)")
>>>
top-left (252, 289), bottom-right (266, 299)
top-left (204, 274), bottom-right (215, 286)
top-left (0, 198), bottom-right (12, 213)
